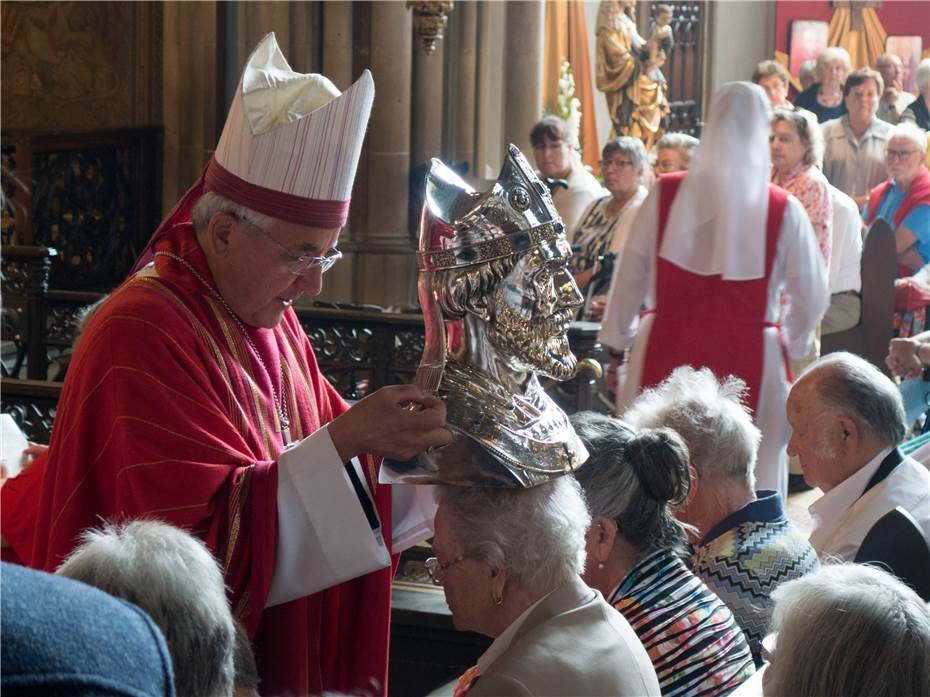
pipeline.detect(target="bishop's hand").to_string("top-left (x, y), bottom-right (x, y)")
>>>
top-left (329, 384), bottom-right (452, 463)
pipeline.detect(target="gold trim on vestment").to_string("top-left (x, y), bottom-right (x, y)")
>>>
top-left (225, 465), bottom-right (252, 571)
top-left (280, 323), bottom-right (321, 431)
top-left (138, 277), bottom-right (252, 439)
top-left (205, 296), bottom-right (278, 458)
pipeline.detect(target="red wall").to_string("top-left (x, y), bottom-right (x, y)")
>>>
top-left (774, 0), bottom-right (930, 57)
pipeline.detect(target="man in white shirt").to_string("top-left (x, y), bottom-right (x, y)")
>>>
top-left (821, 185), bottom-right (863, 335)
top-left (786, 351), bottom-right (930, 561)
top-left (875, 52), bottom-right (913, 125)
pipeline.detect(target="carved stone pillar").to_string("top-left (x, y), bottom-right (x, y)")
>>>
top-left (451, 0), bottom-right (477, 174)
top-left (162, 2), bottom-right (220, 213)
top-left (356, 0), bottom-right (416, 308)
top-left (322, 1), bottom-right (354, 89)
top-left (411, 31), bottom-right (444, 169)
top-left (308, 1), bottom-right (358, 305)
top-left (503, 1), bottom-right (544, 157)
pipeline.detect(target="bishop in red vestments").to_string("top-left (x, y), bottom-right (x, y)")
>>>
top-left (5, 33), bottom-right (450, 697)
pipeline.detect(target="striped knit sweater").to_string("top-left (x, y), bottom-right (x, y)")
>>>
top-left (691, 490), bottom-right (820, 666)
top-left (609, 549), bottom-right (755, 697)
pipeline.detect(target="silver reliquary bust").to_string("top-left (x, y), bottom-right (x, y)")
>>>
top-left (381, 144), bottom-right (589, 487)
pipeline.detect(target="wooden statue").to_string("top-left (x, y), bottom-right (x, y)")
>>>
top-left (595, 0), bottom-right (671, 151)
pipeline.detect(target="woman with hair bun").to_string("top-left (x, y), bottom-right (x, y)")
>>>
top-left (571, 411), bottom-right (755, 697)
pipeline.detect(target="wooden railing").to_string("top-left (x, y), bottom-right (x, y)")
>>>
top-left (1, 251), bottom-right (608, 441)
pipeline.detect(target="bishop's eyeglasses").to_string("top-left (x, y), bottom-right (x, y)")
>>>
top-left (238, 214), bottom-right (343, 275)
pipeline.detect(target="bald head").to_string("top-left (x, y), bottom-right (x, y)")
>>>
top-left (876, 52), bottom-right (904, 89)
top-left (788, 353), bottom-right (906, 491)
top-left (798, 352), bottom-right (906, 445)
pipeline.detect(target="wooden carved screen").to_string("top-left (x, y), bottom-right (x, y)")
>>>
top-left (646, 1), bottom-right (706, 136)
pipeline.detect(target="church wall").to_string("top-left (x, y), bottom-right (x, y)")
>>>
top-left (1, 1), bottom-right (162, 130)
top-left (706, 1), bottom-right (777, 100)
top-left (774, 1), bottom-right (930, 59)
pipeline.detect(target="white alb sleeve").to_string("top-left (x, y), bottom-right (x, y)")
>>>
top-left (266, 425), bottom-right (391, 608)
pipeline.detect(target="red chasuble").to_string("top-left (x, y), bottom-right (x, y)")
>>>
top-left (23, 224), bottom-right (395, 697)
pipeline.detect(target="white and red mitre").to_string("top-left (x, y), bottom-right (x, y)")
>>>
top-left (207, 32), bottom-right (374, 229)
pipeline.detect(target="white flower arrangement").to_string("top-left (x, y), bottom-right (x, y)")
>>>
top-left (556, 60), bottom-right (582, 152)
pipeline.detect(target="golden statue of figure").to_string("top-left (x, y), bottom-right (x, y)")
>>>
top-left (595, 0), bottom-right (670, 151)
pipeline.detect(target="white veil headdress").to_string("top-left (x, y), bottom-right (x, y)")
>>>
top-left (658, 82), bottom-right (774, 280)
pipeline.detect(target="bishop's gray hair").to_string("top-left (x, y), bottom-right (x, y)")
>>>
top-left (802, 352), bottom-right (907, 446)
top-left (437, 476), bottom-right (590, 593)
top-left (191, 190), bottom-right (276, 235)
top-left (624, 366), bottom-right (761, 488)
top-left (57, 519), bottom-right (236, 697)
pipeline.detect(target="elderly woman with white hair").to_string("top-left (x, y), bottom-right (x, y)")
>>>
top-left (901, 57), bottom-right (930, 131)
top-left (770, 107), bottom-right (833, 267)
top-left (625, 366), bottom-right (820, 666)
top-left (571, 411), bottom-right (755, 696)
top-left (794, 47), bottom-right (852, 123)
top-left (56, 519), bottom-right (237, 697)
top-left (762, 563), bottom-right (930, 697)
top-left (653, 132), bottom-right (700, 175)
top-left (863, 121), bottom-right (930, 274)
top-left (600, 82), bottom-right (827, 497)
top-left (431, 478), bottom-right (660, 697)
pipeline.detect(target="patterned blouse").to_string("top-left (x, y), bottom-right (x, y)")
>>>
top-left (571, 187), bottom-right (647, 275)
top-left (609, 549), bottom-right (755, 697)
top-left (772, 161), bottom-right (833, 266)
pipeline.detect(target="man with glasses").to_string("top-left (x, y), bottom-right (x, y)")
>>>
top-left (863, 122), bottom-right (930, 275)
top-left (13, 34), bottom-right (451, 697)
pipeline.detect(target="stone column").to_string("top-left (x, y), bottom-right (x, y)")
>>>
top-left (410, 32), bottom-right (444, 169)
top-left (356, 0), bottom-right (416, 308)
top-left (473, 1), bottom-right (506, 181)
top-left (309, 1), bottom-right (358, 305)
top-left (162, 2), bottom-right (219, 213)
top-left (451, 0), bottom-right (477, 174)
top-left (322, 1), bottom-right (354, 89)
top-left (503, 0), bottom-right (544, 156)
top-left (236, 2), bottom-right (291, 68)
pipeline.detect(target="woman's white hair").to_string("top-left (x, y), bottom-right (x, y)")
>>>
top-left (890, 121), bottom-right (929, 156)
top-left (654, 132), bottom-right (700, 169)
top-left (766, 563), bottom-right (930, 697)
top-left (191, 190), bottom-right (276, 234)
top-left (57, 519), bottom-right (236, 697)
top-left (624, 366), bottom-right (760, 488)
top-left (815, 46), bottom-right (852, 80)
top-left (916, 57), bottom-right (930, 96)
top-left (437, 477), bottom-right (590, 593)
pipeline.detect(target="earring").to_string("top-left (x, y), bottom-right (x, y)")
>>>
top-left (492, 593), bottom-right (503, 606)
top-left (597, 562), bottom-right (605, 570)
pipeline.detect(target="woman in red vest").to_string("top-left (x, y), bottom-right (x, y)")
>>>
top-left (863, 122), bottom-right (930, 277)
top-left (600, 82), bottom-right (828, 497)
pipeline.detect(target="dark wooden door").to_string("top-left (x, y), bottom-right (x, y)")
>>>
top-left (643, 1), bottom-right (707, 136)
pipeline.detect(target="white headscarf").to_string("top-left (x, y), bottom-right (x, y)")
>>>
top-left (659, 82), bottom-right (773, 280)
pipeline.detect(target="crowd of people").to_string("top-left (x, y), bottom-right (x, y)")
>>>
top-left (3, 30), bottom-right (930, 697)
